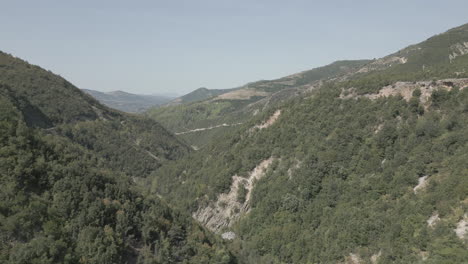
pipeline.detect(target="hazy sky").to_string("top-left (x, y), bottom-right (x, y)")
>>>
top-left (1, 1), bottom-right (467, 95)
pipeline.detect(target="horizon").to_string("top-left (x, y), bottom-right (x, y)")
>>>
top-left (1, 1), bottom-right (468, 95)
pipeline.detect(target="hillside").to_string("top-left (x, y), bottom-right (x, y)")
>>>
top-left (0, 52), bottom-right (236, 263)
top-left (150, 23), bottom-right (468, 263)
top-left (167, 87), bottom-right (235, 106)
top-left (0, 51), bottom-right (190, 178)
top-left (0, 92), bottom-right (234, 263)
top-left (147, 60), bottom-right (370, 148)
top-left (148, 22), bottom-right (468, 150)
top-left (82, 89), bottom-right (173, 113)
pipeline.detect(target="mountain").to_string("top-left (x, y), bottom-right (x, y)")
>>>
top-left (150, 23), bottom-right (468, 263)
top-left (82, 89), bottom-right (173, 113)
top-left (167, 87), bottom-right (235, 106)
top-left (0, 51), bottom-right (236, 263)
top-left (3, 21), bottom-right (468, 264)
top-left (147, 60), bottom-right (371, 148)
top-left (0, 51), bottom-right (191, 179)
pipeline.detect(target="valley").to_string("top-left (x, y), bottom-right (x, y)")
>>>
top-left (1, 20), bottom-right (468, 264)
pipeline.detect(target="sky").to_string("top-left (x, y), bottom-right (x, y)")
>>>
top-left (1, 1), bottom-right (468, 95)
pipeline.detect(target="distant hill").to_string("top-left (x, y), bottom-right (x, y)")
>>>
top-left (147, 60), bottom-right (371, 148)
top-left (166, 87), bottom-right (235, 106)
top-left (82, 89), bottom-right (173, 113)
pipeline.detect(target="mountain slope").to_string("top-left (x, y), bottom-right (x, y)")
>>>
top-left (167, 87), bottom-right (235, 106)
top-left (0, 51), bottom-right (190, 178)
top-left (0, 93), bottom-right (235, 264)
top-left (150, 23), bottom-right (468, 263)
top-left (0, 51), bottom-right (238, 263)
top-left (147, 60), bottom-right (370, 147)
top-left (82, 89), bottom-right (173, 113)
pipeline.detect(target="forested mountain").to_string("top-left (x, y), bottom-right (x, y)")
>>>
top-left (150, 23), bottom-right (468, 263)
top-left (82, 89), bottom-right (173, 113)
top-left (0, 52), bottom-right (235, 263)
top-left (167, 87), bottom-right (235, 106)
top-left (147, 60), bottom-right (370, 147)
top-left (2, 21), bottom-right (468, 264)
top-left (0, 51), bottom-right (190, 179)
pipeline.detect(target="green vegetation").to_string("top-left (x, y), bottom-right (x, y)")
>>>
top-left (340, 24), bottom-right (468, 95)
top-left (0, 51), bottom-right (191, 179)
top-left (0, 51), bottom-right (112, 124)
top-left (150, 24), bottom-right (468, 263)
top-left (170, 87), bottom-right (234, 105)
top-left (148, 100), bottom-right (243, 132)
top-left (147, 60), bottom-right (370, 147)
top-left (0, 51), bottom-right (235, 263)
top-left (146, 99), bottom-right (253, 147)
top-left (152, 81), bottom-right (468, 263)
top-left (2, 22), bottom-right (468, 264)
top-left (283, 59), bottom-right (371, 87)
top-left (0, 95), bottom-right (235, 263)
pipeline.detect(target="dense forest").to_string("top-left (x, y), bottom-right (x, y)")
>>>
top-left (149, 24), bottom-right (468, 263)
top-left (0, 51), bottom-right (190, 179)
top-left (1, 22), bottom-right (468, 264)
top-left (151, 81), bottom-right (468, 263)
top-left (0, 53), bottom-right (235, 263)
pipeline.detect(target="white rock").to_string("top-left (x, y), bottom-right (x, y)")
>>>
top-left (221, 231), bottom-right (236, 240)
top-left (413, 175), bottom-right (429, 193)
top-left (427, 212), bottom-right (440, 228)
top-left (454, 214), bottom-right (468, 240)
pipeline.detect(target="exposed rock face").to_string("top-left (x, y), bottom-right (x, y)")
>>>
top-left (346, 253), bottom-right (362, 264)
top-left (340, 78), bottom-right (468, 105)
top-left (427, 212), bottom-right (440, 228)
top-left (449, 42), bottom-right (468, 62)
top-left (193, 158), bottom-right (274, 233)
top-left (419, 251), bottom-right (430, 261)
top-left (221, 231), bottom-right (236, 240)
top-left (371, 250), bottom-right (382, 264)
top-left (253, 110), bottom-right (281, 130)
top-left (413, 175), bottom-right (429, 194)
top-left (454, 213), bottom-right (468, 241)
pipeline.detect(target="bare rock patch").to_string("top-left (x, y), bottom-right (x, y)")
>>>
top-left (413, 175), bottom-right (429, 193)
top-left (253, 109), bottom-right (281, 130)
top-left (193, 158), bottom-right (274, 233)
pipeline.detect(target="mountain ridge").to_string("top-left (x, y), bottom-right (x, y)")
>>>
top-left (146, 59), bottom-right (371, 148)
top-left (0, 50), bottom-right (190, 178)
top-left (149, 22), bottom-right (468, 263)
top-left (82, 88), bottom-right (173, 113)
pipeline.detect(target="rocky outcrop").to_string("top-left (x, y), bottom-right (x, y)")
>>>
top-left (221, 231), bottom-right (236, 240)
top-left (253, 110), bottom-right (281, 130)
top-left (193, 158), bottom-right (274, 233)
top-left (413, 175), bottom-right (429, 193)
top-left (356, 56), bottom-right (407, 73)
top-left (454, 213), bottom-right (468, 241)
top-left (370, 250), bottom-right (382, 264)
top-left (340, 78), bottom-right (468, 105)
top-left (345, 253), bottom-right (362, 264)
top-left (449, 42), bottom-right (468, 62)
top-left (427, 212), bottom-right (440, 228)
